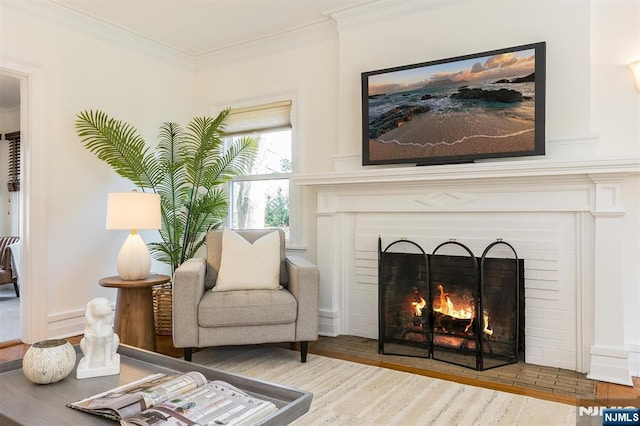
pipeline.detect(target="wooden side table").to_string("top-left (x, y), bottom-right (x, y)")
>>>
top-left (99, 273), bottom-right (171, 352)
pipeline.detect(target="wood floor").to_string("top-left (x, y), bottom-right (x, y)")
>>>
top-left (309, 335), bottom-right (640, 407)
top-left (0, 335), bottom-right (183, 362)
top-left (1, 335), bottom-right (639, 407)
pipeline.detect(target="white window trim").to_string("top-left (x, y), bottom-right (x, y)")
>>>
top-left (212, 92), bottom-right (302, 247)
top-left (231, 172), bottom-right (290, 182)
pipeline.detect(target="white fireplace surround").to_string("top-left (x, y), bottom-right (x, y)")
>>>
top-left (295, 156), bottom-right (640, 386)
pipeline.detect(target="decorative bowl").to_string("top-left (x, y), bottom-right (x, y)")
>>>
top-left (22, 339), bottom-right (76, 384)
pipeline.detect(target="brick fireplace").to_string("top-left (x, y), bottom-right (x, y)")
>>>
top-left (295, 157), bottom-right (640, 385)
top-left (378, 238), bottom-right (524, 371)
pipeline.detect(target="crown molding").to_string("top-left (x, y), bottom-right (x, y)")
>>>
top-left (325, 0), bottom-right (471, 32)
top-left (195, 19), bottom-right (339, 68)
top-left (7, 0), bottom-right (477, 71)
top-left (10, 1), bottom-right (194, 69)
top-left (195, 0), bottom-right (469, 67)
top-left (11, 0), bottom-right (467, 70)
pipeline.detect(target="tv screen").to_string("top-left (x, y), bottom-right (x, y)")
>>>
top-left (362, 42), bottom-right (546, 166)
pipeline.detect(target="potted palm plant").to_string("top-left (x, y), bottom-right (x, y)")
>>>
top-left (76, 109), bottom-right (257, 334)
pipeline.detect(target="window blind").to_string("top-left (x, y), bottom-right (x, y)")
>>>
top-left (223, 100), bottom-right (292, 136)
top-left (4, 131), bottom-right (20, 192)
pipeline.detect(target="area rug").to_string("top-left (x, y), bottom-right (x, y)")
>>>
top-left (193, 345), bottom-right (578, 425)
top-left (0, 286), bottom-right (20, 343)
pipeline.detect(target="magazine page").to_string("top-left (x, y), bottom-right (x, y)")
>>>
top-left (67, 371), bottom-right (207, 421)
top-left (124, 380), bottom-right (277, 426)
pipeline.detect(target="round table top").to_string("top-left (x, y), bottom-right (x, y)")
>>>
top-left (99, 273), bottom-right (171, 288)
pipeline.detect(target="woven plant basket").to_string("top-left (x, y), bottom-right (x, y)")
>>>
top-left (152, 282), bottom-right (173, 335)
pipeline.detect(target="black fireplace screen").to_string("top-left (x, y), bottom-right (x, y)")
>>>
top-left (378, 238), bottom-right (524, 371)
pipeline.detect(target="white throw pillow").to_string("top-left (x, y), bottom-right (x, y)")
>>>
top-left (213, 228), bottom-right (281, 292)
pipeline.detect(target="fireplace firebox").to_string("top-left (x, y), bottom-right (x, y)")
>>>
top-left (378, 238), bottom-right (524, 371)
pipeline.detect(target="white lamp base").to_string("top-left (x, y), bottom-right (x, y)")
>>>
top-left (116, 233), bottom-right (151, 280)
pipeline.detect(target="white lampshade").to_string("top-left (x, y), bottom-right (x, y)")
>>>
top-left (106, 191), bottom-right (161, 280)
top-left (106, 192), bottom-right (161, 230)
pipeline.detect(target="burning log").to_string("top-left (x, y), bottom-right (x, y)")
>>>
top-left (402, 330), bottom-right (428, 343)
top-left (431, 284), bottom-right (495, 338)
top-left (433, 284), bottom-right (474, 319)
top-left (433, 284), bottom-right (475, 334)
top-left (433, 312), bottom-right (475, 335)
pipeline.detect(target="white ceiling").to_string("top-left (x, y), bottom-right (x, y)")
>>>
top-left (0, 0), bottom-right (373, 110)
top-left (51, 0), bottom-right (370, 56)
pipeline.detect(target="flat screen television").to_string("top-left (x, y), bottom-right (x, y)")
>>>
top-left (362, 42), bottom-right (546, 166)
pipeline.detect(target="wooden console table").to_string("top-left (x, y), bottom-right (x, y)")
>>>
top-left (99, 273), bottom-right (170, 352)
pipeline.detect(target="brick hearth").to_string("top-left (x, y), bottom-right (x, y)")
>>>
top-left (308, 335), bottom-right (640, 407)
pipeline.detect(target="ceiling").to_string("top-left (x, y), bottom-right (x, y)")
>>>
top-left (1, 0), bottom-right (373, 110)
top-left (51, 0), bottom-right (370, 56)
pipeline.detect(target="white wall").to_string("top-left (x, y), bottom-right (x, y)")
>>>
top-left (0, 108), bottom-right (19, 131)
top-left (1, 0), bottom-right (194, 340)
top-left (590, 0), bottom-right (640, 157)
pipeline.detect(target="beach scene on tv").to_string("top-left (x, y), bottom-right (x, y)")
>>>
top-left (366, 47), bottom-right (538, 164)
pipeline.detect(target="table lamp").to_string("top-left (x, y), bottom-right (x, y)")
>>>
top-left (106, 191), bottom-right (161, 280)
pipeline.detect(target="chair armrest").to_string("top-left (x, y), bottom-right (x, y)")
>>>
top-left (1, 246), bottom-right (10, 271)
top-left (172, 258), bottom-right (206, 348)
top-left (286, 256), bottom-right (319, 341)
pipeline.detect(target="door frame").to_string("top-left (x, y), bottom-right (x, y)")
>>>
top-left (0, 57), bottom-right (48, 343)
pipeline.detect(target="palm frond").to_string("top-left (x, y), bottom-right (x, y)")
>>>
top-left (177, 114), bottom-right (232, 265)
top-left (77, 109), bottom-right (257, 274)
top-left (203, 136), bottom-right (258, 187)
top-left (76, 110), bottom-right (161, 189)
top-left (148, 241), bottom-right (181, 267)
top-left (179, 188), bottom-right (227, 262)
top-left (155, 121), bottom-right (190, 262)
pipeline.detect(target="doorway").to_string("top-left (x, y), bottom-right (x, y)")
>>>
top-left (0, 73), bottom-right (22, 343)
top-left (0, 58), bottom-right (48, 345)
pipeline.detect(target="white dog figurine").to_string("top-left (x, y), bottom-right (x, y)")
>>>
top-left (77, 297), bottom-right (120, 379)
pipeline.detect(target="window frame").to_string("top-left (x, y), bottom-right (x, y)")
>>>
top-left (216, 95), bottom-right (301, 246)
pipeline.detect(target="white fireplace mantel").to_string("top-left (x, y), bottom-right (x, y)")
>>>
top-left (294, 157), bottom-right (640, 188)
top-left (295, 156), bottom-right (640, 385)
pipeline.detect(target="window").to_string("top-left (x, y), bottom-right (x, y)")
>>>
top-left (224, 101), bottom-right (292, 238)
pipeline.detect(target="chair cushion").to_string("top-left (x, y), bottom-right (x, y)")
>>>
top-left (213, 228), bottom-right (281, 292)
top-left (198, 289), bottom-right (297, 327)
top-left (205, 229), bottom-right (289, 290)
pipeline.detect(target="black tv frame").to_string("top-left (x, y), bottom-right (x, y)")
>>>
top-left (362, 42), bottom-right (546, 166)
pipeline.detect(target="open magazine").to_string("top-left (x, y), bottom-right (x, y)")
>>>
top-left (67, 371), bottom-right (277, 425)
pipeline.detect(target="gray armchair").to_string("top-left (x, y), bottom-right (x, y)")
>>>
top-left (172, 229), bottom-right (319, 362)
top-left (0, 236), bottom-right (20, 297)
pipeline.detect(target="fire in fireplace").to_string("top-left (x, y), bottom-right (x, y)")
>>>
top-left (378, 238), bottom-right (524, 371)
